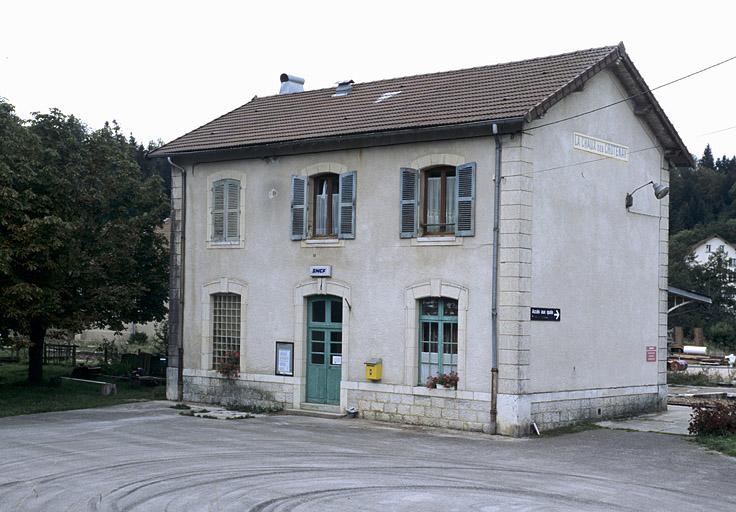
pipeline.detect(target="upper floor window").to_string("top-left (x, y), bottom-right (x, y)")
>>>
top-left (291, 171), bottom-right (356, 240)
top-left (706, 244), bottom-right (712, 253)
top-left (423, 166), bottom-right (456, 235)
top-left (212, 178), bottom-right (240, 242)
top-left (313, 173), bottom-right (339, 237)
top-left (400, 162), bottom-right (476, 238)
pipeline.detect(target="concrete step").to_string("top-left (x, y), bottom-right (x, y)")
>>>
top-left (283, 403), bottom-right (346, 419)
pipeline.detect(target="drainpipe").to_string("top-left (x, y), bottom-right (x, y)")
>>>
top-left (490, 123), bottom-right (502, 434)
top-left (168, 157), bottom-right (186, 403)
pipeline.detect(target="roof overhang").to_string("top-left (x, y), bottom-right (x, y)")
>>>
top-left (667, 286), bottom-right (712, 305)
top-left (148, 118), bottom-right (523, 162)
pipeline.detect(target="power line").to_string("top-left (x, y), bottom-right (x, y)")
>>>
top-left (528, 144), bottom-right (662, 176)
top-left (698, 124), bottom-right (736, 137)
top-left (525, 54), bottom-right (736, 132)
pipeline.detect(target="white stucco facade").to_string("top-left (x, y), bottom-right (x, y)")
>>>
top-left (166, 68), bottom-right (674, 436)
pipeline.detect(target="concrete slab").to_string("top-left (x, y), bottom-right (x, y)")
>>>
top-left (669, 384), bottom-right (736, 396)
top-left (596, 405), bottom-right (693, 435)
top-left (1, 401), bottom-right (735, 511)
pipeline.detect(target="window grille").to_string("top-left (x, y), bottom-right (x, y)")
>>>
top-left (212, 293), bottom-right (241, 369)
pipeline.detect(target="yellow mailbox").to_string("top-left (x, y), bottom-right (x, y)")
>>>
top-left (364, 358), bottom-right (382, 381)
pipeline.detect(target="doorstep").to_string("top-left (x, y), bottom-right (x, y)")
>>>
top-left (282, 403), bottom-right (346, 419)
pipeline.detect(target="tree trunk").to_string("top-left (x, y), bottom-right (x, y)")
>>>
top-left (28, 321), bottom-right (46, 384)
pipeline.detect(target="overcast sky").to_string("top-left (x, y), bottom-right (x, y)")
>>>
top-left (2, 1), bottom-right (735, 159)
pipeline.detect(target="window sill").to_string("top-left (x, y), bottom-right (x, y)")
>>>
top-left (207, 240), bottom-right (245, 249)
top-left (301, 238), bottom-right (345, 248)
top-left (411, 236), bottom-right (463, 247)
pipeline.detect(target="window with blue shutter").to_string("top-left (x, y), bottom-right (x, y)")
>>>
top-left (455, 162), bottom-right (476, 237)
top-left (400, 168), bottom-right (418, 238)
top-left (212, 178), bottom-right (241, 242)
top-left (291, 175), bottom-right (308, 240)
top-left (292, 171), bottom-right (357, 241)
top-left (338, 171), bottom-right (356, 239)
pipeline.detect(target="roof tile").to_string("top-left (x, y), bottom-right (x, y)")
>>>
top-left (153, 46), bottom-right (619, 155)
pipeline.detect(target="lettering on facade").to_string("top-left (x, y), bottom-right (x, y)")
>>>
top-left (646, 345), bottom-right (657, 362)
top-left (573, 132), bottom-right (629, 161)
top-left (310, 265), bottom-right (332, 278)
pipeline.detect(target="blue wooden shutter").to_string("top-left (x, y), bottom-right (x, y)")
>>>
top-left (291, 175), bottom-right (308, 240)
top-left (338, 171), bottom-right (356, 239)
top-left (400, 167), bottom-right (418, 238)
top-left (212, 180), bottom-right (225, 241)
top-left (455, 162), bottom-right (476, 236)
top-left (226, 180), bottom-right (240, 241)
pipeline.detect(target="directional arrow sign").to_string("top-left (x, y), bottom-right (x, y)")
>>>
top-left (530, 307), bottom-right (561, 321)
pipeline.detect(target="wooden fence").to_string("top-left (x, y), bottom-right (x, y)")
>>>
top-left (44, 344), bottom-right (77, 365)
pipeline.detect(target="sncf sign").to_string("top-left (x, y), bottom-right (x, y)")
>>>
top-left (310, 265), bottom-right (332, 278)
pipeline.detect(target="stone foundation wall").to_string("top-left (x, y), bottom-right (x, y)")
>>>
top-left (346, 386), bottom-right (492, 433)
top-left (530, 390), bottom-right (666, 430)
top-left (181, 370), bottom-right (295, 409)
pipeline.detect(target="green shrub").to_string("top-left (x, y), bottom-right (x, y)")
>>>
top-left (128, 332), bottom-right (149, 345)
top-left (689, 401), bottom-right (736, 436)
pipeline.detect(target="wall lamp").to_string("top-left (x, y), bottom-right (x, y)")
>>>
top-left (625, 181), bottom-right (669, 208)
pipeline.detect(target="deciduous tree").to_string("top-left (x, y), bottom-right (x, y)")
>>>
top-left (0, 101), bottom-right (168, 382)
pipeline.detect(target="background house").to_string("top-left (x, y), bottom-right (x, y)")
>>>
top-left (689, 235), bottom-right (736, 267)
top-left (151, 43), bottom-right (691, 435)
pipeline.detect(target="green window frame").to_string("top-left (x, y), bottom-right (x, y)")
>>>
top-left (418, 297), bottom-right (458, 385)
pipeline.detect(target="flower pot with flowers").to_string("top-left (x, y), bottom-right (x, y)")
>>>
top-left (217, 351), bottom-right (240, 379)
top-left (426, 372), bottom-right (459, 390)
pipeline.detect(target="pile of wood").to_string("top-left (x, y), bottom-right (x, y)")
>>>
top-left (674, 353), bottom-right (728, 366)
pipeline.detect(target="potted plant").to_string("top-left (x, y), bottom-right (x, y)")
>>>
top-left (217, 351), bottom-right (240, 379)
top-left (426, 372), bottom-right (459, 390)
top-left (436, 372), bottom-right (459, 390)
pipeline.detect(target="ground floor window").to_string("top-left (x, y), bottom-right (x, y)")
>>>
top-left (212, 292), bottom-right (241, 369)
top-left (418, 297), bottom-right (458, 384)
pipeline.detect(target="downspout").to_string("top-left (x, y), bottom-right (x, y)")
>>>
top-left (490, 123), bottom-right (502, 434)
top-left (168, 157), bottom-right (186, 403)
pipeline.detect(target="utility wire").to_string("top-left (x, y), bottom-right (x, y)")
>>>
top-left (698, 124), bottom-right (736, 137)
top-left (528, 144), bottom-right (662, 176)
top-left (525, 54), bottom-right (736, 132)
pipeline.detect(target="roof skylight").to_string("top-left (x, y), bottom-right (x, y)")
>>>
top-left (374, 91), bottom-right (402, 104)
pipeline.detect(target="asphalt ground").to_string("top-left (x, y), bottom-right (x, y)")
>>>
top-left (1, 401), bottom-right (734, 511)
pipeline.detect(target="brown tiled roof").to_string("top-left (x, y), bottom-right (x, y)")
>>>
top-left (150, 43), bottom-right (691, 165)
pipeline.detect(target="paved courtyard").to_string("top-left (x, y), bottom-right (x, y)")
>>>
top-left (1, 401), bottom-right (734, 511)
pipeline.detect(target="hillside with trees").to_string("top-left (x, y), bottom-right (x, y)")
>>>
top-left (669, 144), bottom-right (736, 350)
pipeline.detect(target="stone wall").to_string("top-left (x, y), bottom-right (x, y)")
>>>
top-left (346, 386), bottom-right (492, 433)
top-left (181, 370), bottom-right (295, 409)
top-left (530, 389), bottom-right (666, 430)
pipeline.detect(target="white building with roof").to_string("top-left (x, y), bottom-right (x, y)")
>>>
top-left (151, 43), bottom-right (692, 436)
top-left (690, 235), bottom-right (736, 267)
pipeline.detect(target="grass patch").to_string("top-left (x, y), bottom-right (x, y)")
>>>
top-left (539, 422), bottom-right (603, 437)
top-left (223, 402), bottom-right (283, 414)
top-left (694, 434), bottom-right (736, 457)
top-left (0, 363), bottom-right (165, 418)
top-left (667, 372), bottom-right (720, 386)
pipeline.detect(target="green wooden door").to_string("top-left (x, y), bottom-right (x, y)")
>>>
top-left (306, 296), bottom-right (343, 405)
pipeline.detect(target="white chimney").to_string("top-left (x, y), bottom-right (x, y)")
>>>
top-left (279, 74), bottom-right (305, 94)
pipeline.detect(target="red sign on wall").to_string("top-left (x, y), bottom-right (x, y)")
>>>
top-left (646, 346), bottom-right (657, 362)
